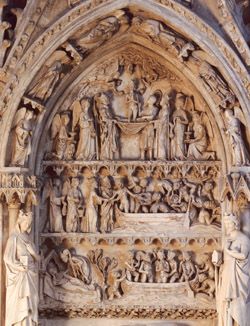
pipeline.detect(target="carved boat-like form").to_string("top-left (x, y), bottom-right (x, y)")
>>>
top-left (115, 211), bottom-right (186, 233)
top-left (124, 279), bottom-right (194, 297)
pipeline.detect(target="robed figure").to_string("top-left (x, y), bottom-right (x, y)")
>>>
top-left (4, 211), bottom-right (39, 326)
top-left (217, 214), bottom-right (250, 326)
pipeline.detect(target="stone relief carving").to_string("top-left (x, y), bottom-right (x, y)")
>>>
top-left (42, 57), bottom-right (218, 164)
top-left (3, 4), bottom-right (250, 325)
top-left (41, 162), bottom-right (221, 235)
top-left (4, 210), bottom-right (39, 326)
top-left (40, 245), bottom-right (216, 308)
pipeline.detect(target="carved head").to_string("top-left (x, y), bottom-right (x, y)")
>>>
top-left (182, 251), bottom-right (191, 261)
top-left (99, 166), bottom-right (110, 177)
top-left (24, 109), bottom-right (34, 120)
top-left (175, 93), bottom-right (186, 109)
top-left (156, 249), bottom-right (165, 260)
top-left (16, 210), bottom-right (32, 234)
top-left (95, 93), bottom-right (109, 108)
top-left (146, 94), bottom-right (157, 107)
top-left (60, 249), bottom-right (71, 263)
top-left (80, 98), bottom-right (90, 111)
top-left (224, 213), bottom-right (240, 233)
top-left (167, 251), bottom-right (176, 260)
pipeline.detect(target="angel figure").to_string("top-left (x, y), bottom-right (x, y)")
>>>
top-left (224, 108), bottom-right (250, 166)
top-left (186, 111), bottom-right (215, 160)
top-left (131, 17), bottom-right (194, 58)
top-left (11, 107), bottom-right (35, 166)
top-left (51, 112), bottom-right (74, 160)
top-left (199, 61), bottom-right (235, 108)
top-left (28, 61), bottom-right (62, 102)
top-left (72, 98), bottom-right (96, 160)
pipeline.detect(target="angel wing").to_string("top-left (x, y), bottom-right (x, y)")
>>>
top-left (71, 100), bottom-right (82, 131)
top-left (12, 107), bottom-right (26, 128)
top-left (202, 112), bottom-right (214, 140)
top-left (51, 114), bottom-right (61, 139)
top-left (234, 106), bottom-right (246, 126)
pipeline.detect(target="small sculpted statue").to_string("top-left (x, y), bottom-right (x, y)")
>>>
top-left (4, 210), bottom-right (39, 326)
top-left (215, 214), bottom-right (250, 326)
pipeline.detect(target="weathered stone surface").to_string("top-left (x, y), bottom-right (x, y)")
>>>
top-left (0, 1), bottom-right (250, 325)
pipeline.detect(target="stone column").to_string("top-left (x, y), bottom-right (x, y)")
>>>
top-left (7, 199), bottom-right (21, 236)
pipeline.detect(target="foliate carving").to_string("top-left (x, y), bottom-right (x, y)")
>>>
top-left (4, 210), bottom-right (39, 326)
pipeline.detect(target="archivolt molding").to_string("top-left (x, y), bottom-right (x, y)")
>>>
top-left (0, 0), bottom-right (249, 171)
top-left (217, 0), bottom-right (250, 67)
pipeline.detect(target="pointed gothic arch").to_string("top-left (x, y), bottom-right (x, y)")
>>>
top-left (1, 1), bottom-right (250, 326)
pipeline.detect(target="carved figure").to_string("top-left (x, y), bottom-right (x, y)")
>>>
top-left (77, 16), bottom-right (122, 51)
top-left (196, 273), bottom-right (215, 298)
top-left (217, 214), bottom-right (250, 326)
top-left (138, 251), bottom-right (153, 283)
top-left (139, 94), bottom-right (159, 160)
top-left (11, 107), bottom-right (34, 166)
top-left (51, 112), bottom-right (74, 160)
top-left (81, 180), bottom-right (108, 233)
top-left (44, 249), bottom-right (101, 302)
top-left (167, 251), bottom-right (180, 283)
top-left (186, 111), bottom-right (215, 160)
top-left (157, 94), bottom-right (170, 159)
top-left (131, 17), bottom-right (194, 59)
top-left (199, 62), bottom-right (235, 108)
top-left (179, 252), bottom-right (196, 282)
top-left (60, 249), bottom-right (91, 284)
top-left (28, 61), bottom-right (62, 102)
top-left (44, 178), bottom-right (64, 233)
top-left (107, 270), bottom-right (125, 300)
top-left (4, 211), bottom-right (39, 326)
top-left (170, 93), bottom-right (189, 160)
top-left (72, 98), bottom-right (96, 160)
top-left (64, 178), bottom-right (83, 232)
top-left (224, 109), bottom-right (250, 166)
top-left (95, 93), bottom-right (118, 160)
top-left (125, 253), bottom-right (140, 282)
top-left (154, 250), bottom-right (170, 283)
